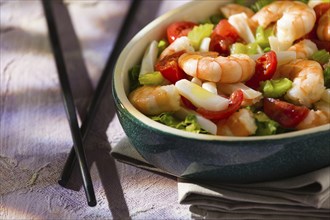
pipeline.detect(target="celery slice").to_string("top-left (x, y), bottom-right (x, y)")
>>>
top-left (255, 26), bottom-right (274, 49)
top-left (311, 49), bottom-right (330, 65)
top-left (260, 78), bottom-right (292, 98)
top-left (188, 23), bottom-right (214, 50)
top-left (231, 42), bottom-right (259, 55)
top-left (157, 39), bottom-right (168, 56)
top-left (138, 71), bottom-right (166, 86)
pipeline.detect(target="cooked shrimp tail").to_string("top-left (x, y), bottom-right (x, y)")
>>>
top-left (316, 8), bottom-right (330, 42)
top-left (296, 109), bottom-right (330, 130)
top-left (159, 36), bottom-right (194, 60)
top-left (220, 3), bottom-right (255, 18)
top-left (216, 108), bottom-right (257, 136)
top-left (288, 39), bottom-right (318, 59)
top-left (129, 85), bottom-right (181, 116)
top-left (275, 59), bottom-right (325, 107)
top-left (178, 52), bottom-right (256, 83)
top-left (251, 1), bottom-right (316, 49)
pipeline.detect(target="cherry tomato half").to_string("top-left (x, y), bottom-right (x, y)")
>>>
top-left (263, 98), bottom-right (309, 128)
top-left (209, 35), bottom-right (234, 56)
top-left (155, 51), bottom-right (186, 84)
top-left (181, 96), bottom-right (197, 110)
top-left (196, 89), bottom-right (244, 121)
top-left (246, 50), bottom-right (277, 90)
top-left (212, 19), bottom-right (240, 42)
top-left (209, 19), bottom-right (240, 56)
top-left (166, 21), bottom-right (197, 44)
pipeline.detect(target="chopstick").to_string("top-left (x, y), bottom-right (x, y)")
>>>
top-left (42, 0), bottom-right (96, 207)
top-left (58, 0), bottom-right (141, 186)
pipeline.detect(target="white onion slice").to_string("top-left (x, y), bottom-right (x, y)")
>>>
top-left (139, 40), bottom-right (158, 76)
top-left (202, 81), bottom-right (218, 94)
top-left (199, 37), bottom-right (211, 52)
top-left (174, 107), bottom-right (217, 135)
top-left (175, 79), bottom-right (229, 111)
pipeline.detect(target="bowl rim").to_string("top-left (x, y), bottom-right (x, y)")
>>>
top-left (113, 0), bottom-right (330, 142)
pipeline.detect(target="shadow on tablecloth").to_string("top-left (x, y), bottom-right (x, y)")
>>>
top-left (58, 0), bottom-right (164, 219)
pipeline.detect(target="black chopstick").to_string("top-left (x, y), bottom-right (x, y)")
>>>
top-left (58, 0), bottom-right (141, 185)
top-left (42, 0), bottom-right (96, 207)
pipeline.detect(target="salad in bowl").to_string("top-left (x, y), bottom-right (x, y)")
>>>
top-left (127, 0), bottom-right (330, 137)
top-left (113, 0), bottom-right (330, 182)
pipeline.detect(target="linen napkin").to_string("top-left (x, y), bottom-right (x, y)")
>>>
top-left (110, 137), bottom-right (330, 219)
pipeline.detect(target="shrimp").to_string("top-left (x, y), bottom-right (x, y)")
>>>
top-left (288, 39), bottom-right (318, 59)
top-left (178, 52), bottom-right (256, 83)
top-left (251, 1), bottom-right (316, 49)
top-left (275, 59), bottom-right (325, 107)
top-left (220, 3), bottom-right (255, 18)
top-left (316, 9), bottom-right (330, 41)
top-left (297, 90), bottom-right (330, 130)
top-left (159, 36), bottom-right (194, 60)
top-left (296, 109), bottom-right (330, 130)
top-left (129, 85), bottom-right (181, 116)
top-left (216, 108), bottom-right (257, 136)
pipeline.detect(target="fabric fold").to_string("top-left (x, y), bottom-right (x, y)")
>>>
top-left (111, 137), bottom-right (330, 219)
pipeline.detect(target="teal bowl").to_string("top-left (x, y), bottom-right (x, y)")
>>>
top-left (112, 0), bottom-right (330, 183)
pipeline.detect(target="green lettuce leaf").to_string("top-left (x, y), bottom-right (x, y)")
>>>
top-left (254, 111), bottom-right (279, 136)
top-left (129, 65), bottom-right (141, 92)
top-left (251, 0), bottom-right (274, 12)
top-left (151, 113), bottom-right (208, 134)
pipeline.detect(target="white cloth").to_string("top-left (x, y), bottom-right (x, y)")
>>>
top-left (111, 138), bottom-right (330, 219)
top-left (178, 168), bottom-right (330, 219)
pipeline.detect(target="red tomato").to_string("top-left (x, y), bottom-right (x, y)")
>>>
top-left (311, 39), bottom-right (330, 52)
top-left (209, 19), bottom-right (240, 56)
top-left (181, 96), bottom-right (197, 110)
top-left (209, 35), bottom-right (233, 56)
top-left (166, 21), bottom-right (197, 44)
top-left (196, 90), bottom-right (244, 121)
top-left (155, 51), bottom-right (186, 84)
top-left (245, 50), bottom-right (277, 90)
top-left (212, 19), bottom-right (240, 42)
top-left (263, 98), bottom-right (309, 128)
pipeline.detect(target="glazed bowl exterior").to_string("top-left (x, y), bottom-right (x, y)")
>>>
top-left (112, 0), bottom-right (330, 183)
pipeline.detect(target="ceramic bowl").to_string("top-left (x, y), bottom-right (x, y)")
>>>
top-left (112, 0), bottom-right (330, 183)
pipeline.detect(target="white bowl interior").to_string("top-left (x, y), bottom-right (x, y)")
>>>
top-left (113, 0), bottom-right (330, 141)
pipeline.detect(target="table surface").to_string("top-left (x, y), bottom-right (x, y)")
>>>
top-left (0, 0), bottom-right (193, 219)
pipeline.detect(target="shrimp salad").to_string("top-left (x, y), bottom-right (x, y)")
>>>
top-left (128, 0), bottom-right (330, 137)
